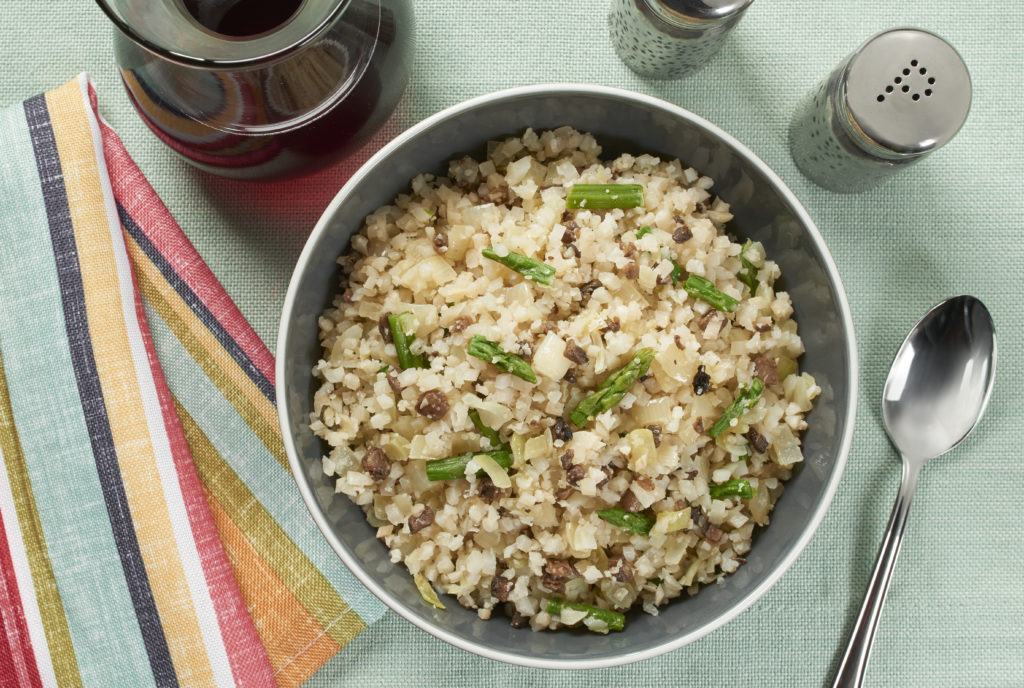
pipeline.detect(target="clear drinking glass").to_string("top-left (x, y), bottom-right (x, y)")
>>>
top-left (94, 0), bottom-right (414, 180)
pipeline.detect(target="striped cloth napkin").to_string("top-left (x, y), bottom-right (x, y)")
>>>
top-left (0, 75), bottom-right (384, 687)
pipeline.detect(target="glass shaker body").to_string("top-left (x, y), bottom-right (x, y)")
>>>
top-left (98, 0), bottom-right (414, 181)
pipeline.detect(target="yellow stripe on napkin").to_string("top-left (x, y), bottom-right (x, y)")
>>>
top-left (44, 80), bottom-right (219, 688)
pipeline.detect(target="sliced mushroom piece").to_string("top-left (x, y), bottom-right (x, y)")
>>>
top-left (745, 427), bottom-right (769, 453)
top-left (490, 574), bottom-right (512, 602)
top-left (566, 464), bottom-right (586, 486)
top-left (563, 339), bottom-right (589, 365)
top-left (607, 556), bottom-right (634, 583)
top-left (407, 505), bottom-right (435, 533)
top-left (753, 356), bottom-right (779, 385)
top-left (361, 447), bottom-right (391, 481)
top-left (646, 424), bottom-right (662, 447)
top-left (621, 489), bottom-right (642, 513)
top-left (552, 417), bottom-right (573, 442)
top-left (379, 313), bottom-right (393, 343)
top-left (416, 389), bottom-right (450, 420)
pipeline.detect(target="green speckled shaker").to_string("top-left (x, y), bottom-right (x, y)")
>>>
top-left (608, 0), bottom-right (754, 79)
top-left (789, 28), bottom-right (972, 193)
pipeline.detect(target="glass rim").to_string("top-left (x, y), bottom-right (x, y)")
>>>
top-left (92, 0), bottom-right (353, 69)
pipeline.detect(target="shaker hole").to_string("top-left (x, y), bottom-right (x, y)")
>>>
top-left (928, 77), bottom-right (936, 84)
top-left (925, 89), bottom-right (933, 96)
top-left (894, 76), bottom-right (902, 84)
top-left (919, 67), bottom-right (927, 74)
top-left (911, 59), bottom-right (919, 66)
top-left (912, 93), bottom-right (920, 101)
top-left (901, 85), bottom-right (910, 92)
top-left (877, 95), bottom-right (885, 102)
top-left (902, 68), bottom-right (911, 75)
top-left (885, 85), bottom-right (894, 93)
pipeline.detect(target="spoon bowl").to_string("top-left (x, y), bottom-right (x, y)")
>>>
top-left (832, 295), bottom-right (996, 688)
top-left (882, 295), bottom-right (997, 462)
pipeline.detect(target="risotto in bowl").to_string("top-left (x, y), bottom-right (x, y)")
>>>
top-left (277, 85), bottom-right (856, 668)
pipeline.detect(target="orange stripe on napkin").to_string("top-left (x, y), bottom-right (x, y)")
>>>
top-left (205, 496), bottom-right (339, 687)
top-left (173, 401), bottom-right (367, 654)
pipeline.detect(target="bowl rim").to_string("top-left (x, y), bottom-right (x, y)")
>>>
top-left (276, 82), bottom-right (859, 669)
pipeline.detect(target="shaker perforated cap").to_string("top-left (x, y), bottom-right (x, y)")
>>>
top-left (652, 0), bottom-right (755, 24)
top-left (844, 28), bottom-right (971, 156)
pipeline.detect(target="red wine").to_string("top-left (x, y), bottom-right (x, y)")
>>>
top-left (185, 0), bottom-right (305, 37)
top-left (116, 0), bottom-right (413, 180)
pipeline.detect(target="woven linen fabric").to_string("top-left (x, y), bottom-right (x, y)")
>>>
top-left (1, 1), bottom-right (1023, 687)
top-left (0, 75), bottom-right (384, 688)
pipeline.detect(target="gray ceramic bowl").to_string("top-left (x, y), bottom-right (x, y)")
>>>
top-left (277, 84), bottom-right (857, 668)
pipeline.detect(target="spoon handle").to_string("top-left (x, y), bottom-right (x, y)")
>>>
top-left (831, 458), bottom-right (922, 688)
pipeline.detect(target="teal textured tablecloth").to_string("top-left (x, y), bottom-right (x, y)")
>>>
top-left (2, 2), bottom-right (1022, 686)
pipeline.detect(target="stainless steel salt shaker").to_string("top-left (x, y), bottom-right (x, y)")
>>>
top-left (609, 0), bottom-right (755, 79)
top-left (789, 28), bottom-right (971, 193)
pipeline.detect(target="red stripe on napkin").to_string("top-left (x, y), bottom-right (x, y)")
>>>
top-left (88, 83), bottom-right (277, 687)
top-left (0, 512), bottom-right (42, 688)
top-left (92, 86), bottom-right (275, 389)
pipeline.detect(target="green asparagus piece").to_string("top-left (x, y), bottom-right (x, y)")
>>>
top-left (709, 478), bottom-right (756, 500)
top-left (467, 335), bottom-right (538, 383)
top-left (708, 378), bottom-right (765, 438)
top-left (737, 240), bottom-right (760, 293)
top-left (481, 247), bottom-right (556, 286)
top-left (635, 225), bottom-right (652, 239)
top-left (546, 598), bottom-right (626, 632)
top-left (565, 184), bottom-right (645, 210)
top-left (569, 348), bottom-right (656, 428)
top-left (596, 508), bottom-right (656, 536)
top-left (669, 258), bottom-right (684, 286)
top-left (683, 274), bottom-right (739, 312)
top-left (468, 408), bottom-right (502, 448)
top-left (425, 447), bottom-right (513, 481)
top-left (387, 312), bottom-right (428, 370)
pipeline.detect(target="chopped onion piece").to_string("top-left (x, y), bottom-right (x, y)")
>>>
top-left (395, 255), bottom-right (457, 289)
top-left (510, 434), bottom-right (527, 469)
top-left (532, 331), bottom-right (571, 380)
top-left (559, 607), bottom-right (589, 625)
top-left (652, 509), bottom-right (692, 534)
top-left (773, 426), bottom-right (804, 467)
top-left (413, 573), bottom-right (446, 610)
top-left (470, 400), bottom-right (513, 429)
top-left (563, 576), bottom-right (589, 601)
top-left (783, 372), bottom-right (820, 412)
top-left (474, 453), bottom-right (512, 489)
top-left (524, 430), bottom-right (553, 463)
top-left (776, 356), bottom-right (799, 382)
top-left (626, 428), bottom-right (657, 472)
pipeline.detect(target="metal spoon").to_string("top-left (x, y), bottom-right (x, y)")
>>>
top-left (831, 295), bottom-right (997, 688)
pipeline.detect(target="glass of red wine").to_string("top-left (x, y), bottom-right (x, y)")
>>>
top-left (94, 0), bottom-right (414, 180)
